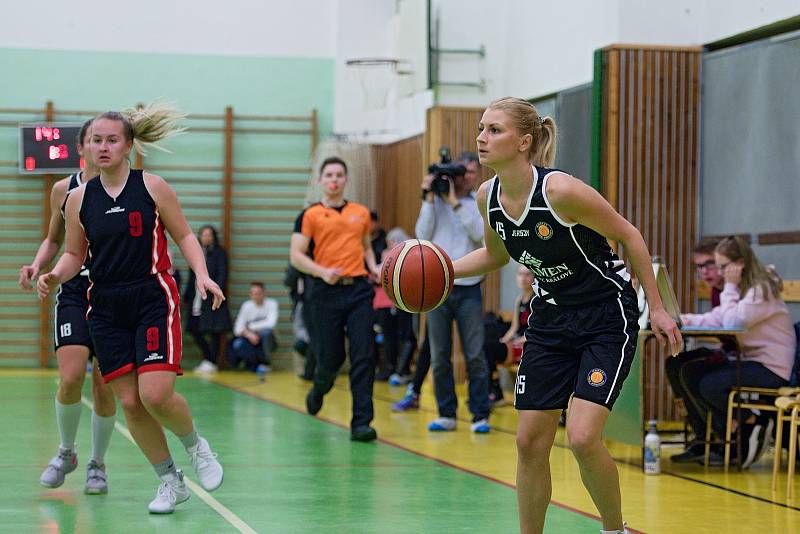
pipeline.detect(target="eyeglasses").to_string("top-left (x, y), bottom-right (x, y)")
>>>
top-left (694, 260), bottom-right (717, 272)
top-left (717, 262), bottom-right (730, 272)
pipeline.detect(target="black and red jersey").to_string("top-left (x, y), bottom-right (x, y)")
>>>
top-left (58, 172), bottom-right (92, 303)
top-left (79, 169), bottom-right (171, 285)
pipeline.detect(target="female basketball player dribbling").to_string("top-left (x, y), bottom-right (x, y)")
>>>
top-left (37, 104), bottom-right (225, 514)
top-left (20, 119), bottom-right (117, 494)
top-left (452, 97), bottom-right (682, 534)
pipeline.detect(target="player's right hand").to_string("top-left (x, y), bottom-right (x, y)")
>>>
top-left (37, 272), bottom-right (59, 300)
top-left (19, 264), bottom-right (39, 290)
top-left (421, 173), bottom-right (435, 191)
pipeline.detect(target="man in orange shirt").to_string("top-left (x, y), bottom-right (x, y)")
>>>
top-left (290, 157), bottom-right (381, 441)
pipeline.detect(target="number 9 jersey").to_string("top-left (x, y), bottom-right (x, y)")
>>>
top-left (79, 169), bottom-right (172, 284)
top-left (78, 169), bottom-right (181, 382)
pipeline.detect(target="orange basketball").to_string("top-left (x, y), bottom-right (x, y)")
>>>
top-left (381, 239), bottom-right (454, 313)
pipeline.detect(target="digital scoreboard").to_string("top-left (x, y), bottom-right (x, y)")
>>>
top-left (19, 123), bottom-right (83, 174)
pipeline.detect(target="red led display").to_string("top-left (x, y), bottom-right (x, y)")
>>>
top-left (19, 123), bottom-right (82, 174)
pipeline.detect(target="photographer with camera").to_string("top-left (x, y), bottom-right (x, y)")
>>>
top-left (415, 150), bottom-right (491, 433)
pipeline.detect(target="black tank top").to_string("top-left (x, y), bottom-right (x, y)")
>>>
top-left (487, 166), bottom-right (631, 306)
top-left (58, 172), bottom-right (91, 300)
top-left (79, 169), bottom-right (172, 285)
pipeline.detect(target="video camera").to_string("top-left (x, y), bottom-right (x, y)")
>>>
top-left (427, 146), bottom-right (466, 195)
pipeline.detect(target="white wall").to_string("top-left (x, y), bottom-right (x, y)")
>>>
top-left (2, 0), bottom-right (796, 142)
top-left (432, 0), bottom-right (799, 105)
top-left (332, 0), bottom-right (432, 143)
top-left (0, 0), bottom-right (336, 57)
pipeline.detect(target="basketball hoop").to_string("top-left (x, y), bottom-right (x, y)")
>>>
top-left (345, 58), bottom-right (413, 111)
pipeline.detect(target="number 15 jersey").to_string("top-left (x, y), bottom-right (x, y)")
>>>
top-left (487, 166), bottom-right (631, 306)
top-left (79, 169), bottom-right (172, 285)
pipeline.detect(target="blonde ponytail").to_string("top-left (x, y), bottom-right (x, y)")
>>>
top-left (97, 101), bottom-right (186, 156)
top-left (531, 116), bottom-right (557, 167)
top-left (487, 97), bottom-right (559, 167)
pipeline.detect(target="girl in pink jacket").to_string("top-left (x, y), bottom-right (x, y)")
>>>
top-left (681, 236), bottom-right (795, 468)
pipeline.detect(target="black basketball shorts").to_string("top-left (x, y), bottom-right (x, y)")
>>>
top-left (514, 287), bottom-right (640, 411)
top-left (87, 274), bottom-right (183, 383)
top-left (54, 300), bottom-right (94, 354)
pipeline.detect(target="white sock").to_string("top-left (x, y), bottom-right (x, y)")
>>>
top-left (55, 399), bottom-right (83, 451)
top-left (91, 412), bottom-right (115, 464)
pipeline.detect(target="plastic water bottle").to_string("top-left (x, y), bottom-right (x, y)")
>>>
top-left (256, 364), bottom-right (267, 383)
top-left (644, 420), bottom-right (661, 475)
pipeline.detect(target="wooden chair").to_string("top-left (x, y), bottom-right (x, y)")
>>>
top-left (772, 393), bottom-right (800, 498)
top-left (723, 322), bottom-right (800, 470)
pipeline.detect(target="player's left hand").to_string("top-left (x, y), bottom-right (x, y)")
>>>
top-left (650, 307), bottom-right (683, 356)
top-left (197, 277), bottom-right (226, 310)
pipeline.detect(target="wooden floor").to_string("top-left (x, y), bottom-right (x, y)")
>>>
top-left (3, 368), bottom-right (799, 533)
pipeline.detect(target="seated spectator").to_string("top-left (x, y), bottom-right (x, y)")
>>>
top-left (665, 237), bottom-right (728, 463)
top-left (677, 236), bottom-right (796, 468)
top-left (227, 282), bottom-right (279, 372)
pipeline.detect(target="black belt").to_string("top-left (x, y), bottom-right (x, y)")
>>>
top-left (316, 276), bottom-right (366, 286)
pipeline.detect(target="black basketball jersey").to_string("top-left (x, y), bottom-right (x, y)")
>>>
top-left (487, 166), bottom-right (630, 306)
top-left (79, 169), bottom-right (172, 285)
top-left (58, 172), bottom-right (91, 300)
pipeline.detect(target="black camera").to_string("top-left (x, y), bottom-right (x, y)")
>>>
top-left (427, 147), bottom-right (466, 195)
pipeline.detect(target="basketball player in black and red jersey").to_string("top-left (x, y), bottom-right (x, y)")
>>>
top-left (451, 97), bottom-right (682, 534)
top-left (38, 104), bottom-right (224, 514)
top-left (20, 119), bottom-right (117, 494)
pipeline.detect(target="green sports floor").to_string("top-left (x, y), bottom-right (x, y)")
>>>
top-left (1, 371), bottom-right (599, 534)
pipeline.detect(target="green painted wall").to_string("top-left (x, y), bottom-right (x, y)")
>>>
top-left (0, 47), bottom-right (334, 367)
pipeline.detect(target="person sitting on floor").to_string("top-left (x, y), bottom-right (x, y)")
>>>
top-left (227, 282), bottom-right (279, 372)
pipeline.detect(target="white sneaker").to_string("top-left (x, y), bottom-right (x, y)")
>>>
top-left (600, 522), bottom-right (629, 534)
top-left (194, 361), bottom-right (218, 373)
top-left (148, 469), bottom-right (190, 514)
top-left (187, 437), bottom-right (223, 491)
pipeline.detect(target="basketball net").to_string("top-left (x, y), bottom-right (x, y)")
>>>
top-left (347, 60), bottom-right (398, 112)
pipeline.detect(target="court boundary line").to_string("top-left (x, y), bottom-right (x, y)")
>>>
top-left (80, 396), bottom-right (258, 534)
top-left (362, 383), bottom-right (800, 514)
top-left (212, 378), bottom-right (645, 533)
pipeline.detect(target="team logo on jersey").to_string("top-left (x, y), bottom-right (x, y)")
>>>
top-left (535, 222), bottom-right (553, 240)
top-left (518, 251), bottom-right (542, 268)
top-left (143, 352), bottom-right (163, 362)
top-left (587, 368), bottom-right (607, 387)
top-left (105, 206), bottom-right (126, 214)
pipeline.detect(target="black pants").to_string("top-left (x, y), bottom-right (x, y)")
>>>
top-left (309, 279), bottom-right (376, 429)
top-left (187, 316), bottom-right (221, 364)
top-left (376, 307), bottom-right (414, 376)
top-left (410, 336), bottom-right (431, 395)
top-left (301, 297), bottom-right (317, 378)
top-left (665, 348), bottom-right (725, 437)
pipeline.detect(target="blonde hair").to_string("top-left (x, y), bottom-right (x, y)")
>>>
top-left (487, 97), bottom-right (558, 167)
top-left (715, 236), bottom-right (783, 299)
top-left (97, 101), bottom-right (186, 156)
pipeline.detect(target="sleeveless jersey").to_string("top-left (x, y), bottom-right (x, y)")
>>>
top-left (487, 166), bottom-right (630, 306)
top-left (79, 169), bottom-right (171, 285)
top-left (58, 172), bottom-right (91, 301)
